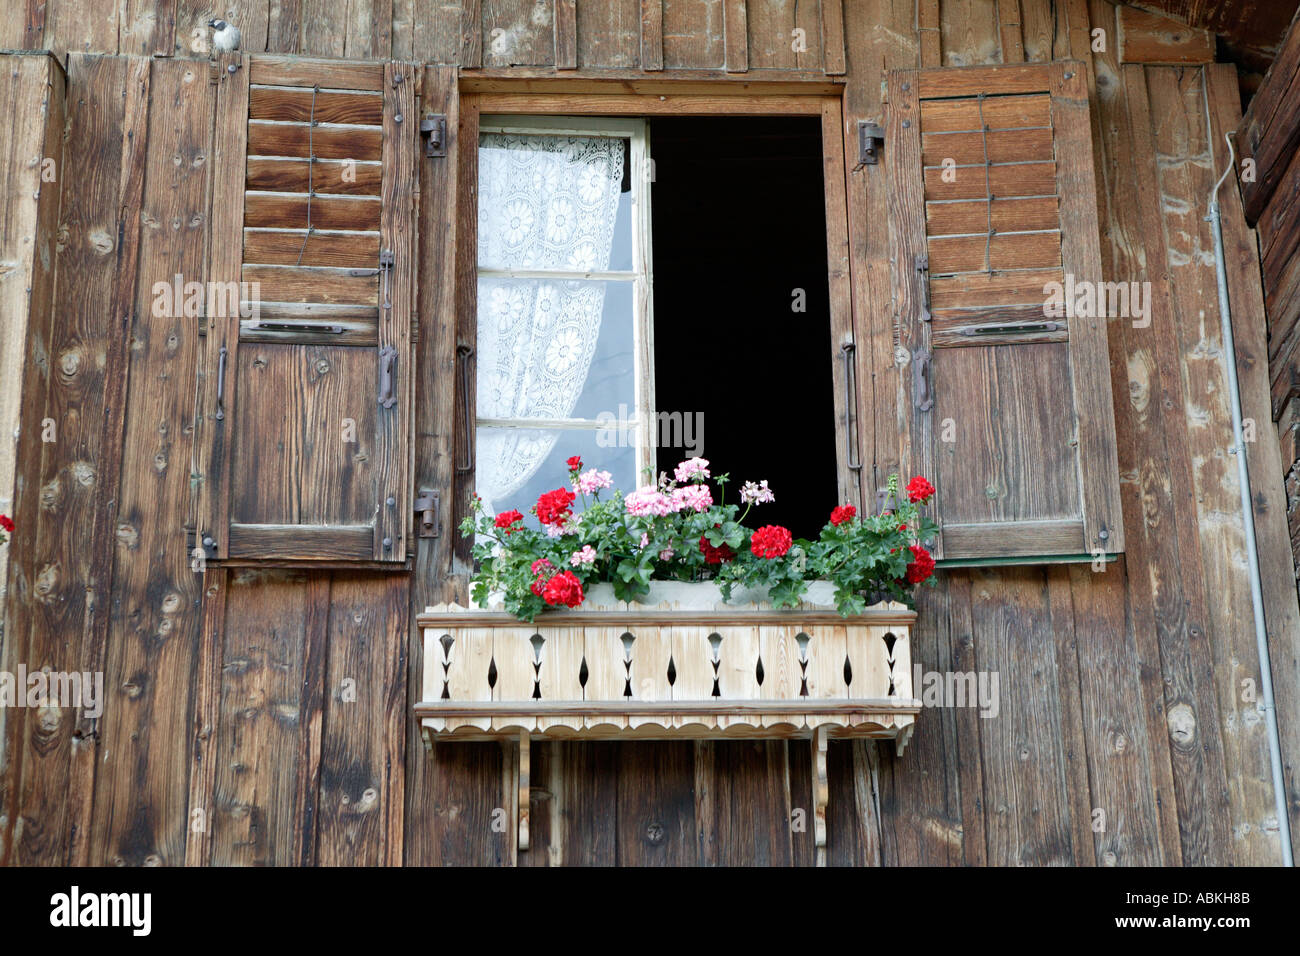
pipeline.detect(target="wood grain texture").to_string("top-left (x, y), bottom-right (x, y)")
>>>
top-left (90, 57), bottom-right (211, 867)
top-left (723, 0), bottom-right (747, 72)
top-left (402, 64), bottom-right (466, 864)
top-left (640, 0), bottom-right (665, 70)
top-left (1117, 6), bottom-right (1214, 64)
top-left (0, 52), bottom-right (73, 867)
top-left (1206, 65), bottom-right (1300, 861)
top-left (555, 0), bottom-right (578, 69)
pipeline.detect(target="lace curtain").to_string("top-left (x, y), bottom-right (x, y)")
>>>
top-left (476, 132), bottom-right (626, 513)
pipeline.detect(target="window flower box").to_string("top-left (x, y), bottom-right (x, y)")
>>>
top-left (416, 581), bottom-right (918, 747)
top-left (415, 581), bottom-right (917, 862)
top-left (420, 458), bottom-right (935, 858)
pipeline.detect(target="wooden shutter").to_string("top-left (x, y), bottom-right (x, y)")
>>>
top-left (887, 63), bottom-right (1123, 561)
top-left (196, 55), bottom-right (418, 564)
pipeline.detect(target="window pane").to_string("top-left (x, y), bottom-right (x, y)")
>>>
top-left (477, 277), bottom-right (635, 421)
top-left (476, 426), bottom-right (636, 522)
top-left (478, 133), bottom-right (630, 272)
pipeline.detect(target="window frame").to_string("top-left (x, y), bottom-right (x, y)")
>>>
top-left (453, 88), bottom-right (858, 532)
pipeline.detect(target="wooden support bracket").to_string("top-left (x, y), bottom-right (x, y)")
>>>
top-left (812, 725), bottom-right (829, 866)
top-left (518, 729), bottom-right (530, 851)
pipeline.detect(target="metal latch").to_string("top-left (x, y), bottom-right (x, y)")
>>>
top-left (415, 488), bottom-right (440, 538)
top-left (856, 121), bottom-right (884, 167)
top-left (420, 114), bottom-right (447, 157)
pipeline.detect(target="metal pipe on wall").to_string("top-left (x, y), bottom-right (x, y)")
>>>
top-left (1206, 125), bottom-right (1295, 867)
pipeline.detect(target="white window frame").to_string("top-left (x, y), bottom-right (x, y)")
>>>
top-left (475, 114), bottom-right (656, 489)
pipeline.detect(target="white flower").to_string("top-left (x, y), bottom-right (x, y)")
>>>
top-left (740, 480), bottom-right (775, 505)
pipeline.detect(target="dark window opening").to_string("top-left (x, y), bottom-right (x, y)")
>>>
top-left (650, 117), bottom-right (838, 539)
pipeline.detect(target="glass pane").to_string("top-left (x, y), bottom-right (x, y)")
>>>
top-left (477, 277), bottom-right (635, 421)
top-left (478, 132), bottom-right (631, 272)
top-left (475, 426), bottom-right (636, 524)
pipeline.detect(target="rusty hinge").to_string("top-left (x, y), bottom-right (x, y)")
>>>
top-left (415, 488), bottom-right (440, 538)
top-left (420, 114), bottom-right (448, 158)
top-left (855, 121), bottom-right (884, 169)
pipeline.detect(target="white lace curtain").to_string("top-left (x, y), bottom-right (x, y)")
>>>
top-left (476, 132), bottom-right (625, 513)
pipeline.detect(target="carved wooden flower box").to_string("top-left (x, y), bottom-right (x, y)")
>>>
top-left (414, 583), bottom-right (919, 862)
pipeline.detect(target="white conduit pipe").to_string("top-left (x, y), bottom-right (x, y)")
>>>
top-left (1207, 127), bottom-right (1294, 866)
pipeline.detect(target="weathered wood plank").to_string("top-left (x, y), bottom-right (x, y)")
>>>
top-left (0, 52), bottom-right (72, 867)
top-left (247, 123), bottom-right (383, 161)
top-left (1206, 62), bottom-right (1300, 862)
top-left (1115, 62), bottom-right (1233, 865)
top-left (245, 157), bottom-right (383, 196)
top-left (403, 65), bottom-right (467, 864)
top-left (91, 57), bottom-right (212, 866)
top-left (241, 264), bottom-right (380, 304)
top-left (840, 0), bottom-right (916, 513)
top-left (208, 569), bottom-right (322, 865)
top-left (745, 0), bottom-right (822, 72)
top-left (616, 742), bottom-right (697, 863)
top-left (971, 569), bottom-right (1078, 865)
top-left (243, 229), bottom-right (381, 268)
top-left (723, 0), bottom-right (747, 72)
top-left (1117, 6), bottom-right (1214, 64)
top-left (821, 0), bottom-right (846, 74)
top-left (694, 741), bottom-right (795, 864)
top-left (1237, 5), bottom-right (1300, 224)
top-left (249, 57), bottom-right (387, 91)
top-left (555, 0), bottom-right (577, 69)
top-left (1151, 65), bottom-right (1281, 865)
top-left (878, 571), bottom-right (987, 865)
top-left (640, 0), bottom-right (665, 70)
top-left (244, 193), bottom-right (382, 231)
top-left (317, 573), bottom-right (408, 865)
top-left (997, 0), bottom-right (1025, 63)
top-left (940, 0), bottom-right (1001, 66)
top-left (661, 0), bottom-right (724, 70)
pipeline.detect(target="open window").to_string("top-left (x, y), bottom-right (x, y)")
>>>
top-left (469, 103), bottom-right (845, 538)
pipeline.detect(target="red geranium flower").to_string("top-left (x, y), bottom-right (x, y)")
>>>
top-left (494, 509), bottom-right (524, 534)
top-left (830, 504), bottom-right (856, 526)
top-left (0, 514), bottom-right (13, 533)
top-left (566, 455), bottom-right (583, 472)
top-left (698, 527), bottom-right (734, 565)
top-left (905, 544), bottom-right (935, 584)
top-left (750, 525), bottom-right (793, 559)
top-left (535, 487), bottom-right (576, 526)
top-left (906, 476), bottom-right (935, 503)
top-left (542, 570), bottom-right (584, 608)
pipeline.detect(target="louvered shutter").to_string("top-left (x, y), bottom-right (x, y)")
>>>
top-left (196, 55), bottom-right (418, 564)
top-left (887, 62), bottom-right (1123, 561)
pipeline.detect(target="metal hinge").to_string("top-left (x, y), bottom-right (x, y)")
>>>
top-left (420, 114), bottom-right (448, 157)
top-left (855, 121), bottom-right (884, 168)
top-left (415, 488), bottom-right (440, 538)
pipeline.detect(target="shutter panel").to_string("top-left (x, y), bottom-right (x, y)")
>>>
top-left (887, 63), bottom-right (1124, 561)
top-left (197, 56), bottom-right (417, 564)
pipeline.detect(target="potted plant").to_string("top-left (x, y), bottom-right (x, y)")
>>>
top-left (457, 456), bottom-right (939, 622)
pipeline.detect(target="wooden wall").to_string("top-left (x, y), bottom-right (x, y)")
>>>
top-left (2, 0), bottom-right (1299, 866)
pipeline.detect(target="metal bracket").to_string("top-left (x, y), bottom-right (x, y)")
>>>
top-left (420, 114), bottom-right (448, 157)
top-left (415, 488), bottom-right (440, 538)
top-left (914, 254), bottom-right (932, 323)
top-left (856, 120), bottom-right (884, 168)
